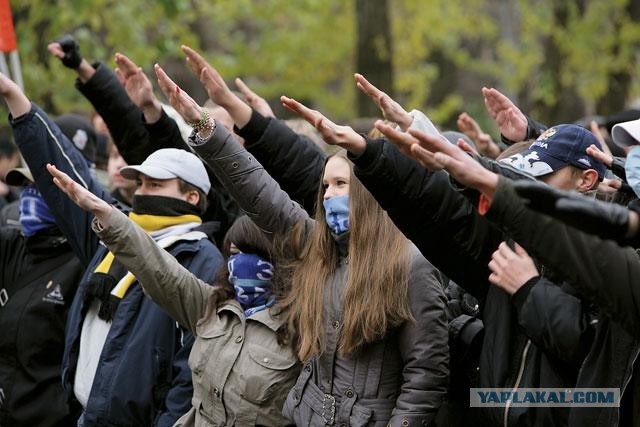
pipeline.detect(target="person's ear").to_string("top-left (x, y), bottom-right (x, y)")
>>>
top-left (186, 190), bottom-right (200, 206)
top-left (577, 169), bottom-right (599, 192)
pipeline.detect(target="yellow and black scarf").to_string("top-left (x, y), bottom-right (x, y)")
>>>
top-left (85, 210), bottom-right (205, 321)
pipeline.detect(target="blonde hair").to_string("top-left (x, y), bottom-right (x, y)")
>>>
top-left (280, 151), bottom-right (413, 360)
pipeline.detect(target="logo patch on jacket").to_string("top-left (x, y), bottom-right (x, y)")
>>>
top-left (42, 280), bottom-right (65, 305)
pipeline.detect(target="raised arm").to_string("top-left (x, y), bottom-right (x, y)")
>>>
top-left (49, 36), bottom-right (152, 165)
top-left (409, 130), bottom-right (640, 338)
top-left (0, 73), bottom-right (113, 265)
top-left (181, 47), bottom-right (325, 213)
top-left (114, 52), bottom-right (190, 163)
top-left (154, 61), bottom-right (309, 235)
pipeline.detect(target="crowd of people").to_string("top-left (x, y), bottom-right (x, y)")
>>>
top-left (0, 32), bottom-right (639, 427)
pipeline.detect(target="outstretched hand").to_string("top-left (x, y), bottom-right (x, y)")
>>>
top-left (374, 120), bottom-right (499, 198)
top-left (115, 53), bottom-right (160, 116)
top-left (482, 87), bottom-right (527, 142)
top-left (47, 35), bottom-right (82, 69)
top-left (280, 95), bottom-right (366, 155)
top-left (235, 77), bottom-right (275, 118)
top-left (457, 112), bottom-right (501, 159)
top-left (180, 45), bottom-right (251, 127)
top-left (354, 73), bottom-right (413, 131)
top-left (47, 163), bottom-right (113, 224)
top-left (154, 64), bottom-right (204, 125)
top-left (586, 143), bottom-right (613, 168)
top-left (181, 46), bottom-right (232, 107)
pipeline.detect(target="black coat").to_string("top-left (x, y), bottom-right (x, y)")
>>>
top-left (348, 138), bottom-right (605, 426)
top-left (236, 109), bottom-right (326, 215)
top-left (487, 177), bottom-right (640, 427)
top-left (0, 227), bottom-right (84, 427)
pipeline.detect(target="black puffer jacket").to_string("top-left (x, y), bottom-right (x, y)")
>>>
top-left (0, 226), bottom-right (84, 427)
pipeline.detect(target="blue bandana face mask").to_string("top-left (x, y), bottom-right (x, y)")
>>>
top-left (626, 146), bottom-right (640, 198)
top-left (228, 253), bottom-right (275, 317)
top-left (323, 195), bottom-right (349, 235)
top-left (19, 186), bottom-right (57, 237)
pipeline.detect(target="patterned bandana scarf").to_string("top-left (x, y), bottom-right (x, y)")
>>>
top-left (85, 200), bottom-right (204, 321)
top-left (323, 194), bottom-right (349, 235)
top-left (19, 186), bottom-right (57, 237)
top-left (228, 253), bottom-right (275, 317)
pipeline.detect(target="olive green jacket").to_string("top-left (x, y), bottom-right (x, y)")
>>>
top-left (94, 209), bottom-right (300, 426)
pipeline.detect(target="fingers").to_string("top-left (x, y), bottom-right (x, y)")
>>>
top-left (200, 67), bottom-right (229, 101)
top-left (482, 87), bottom-right (498, 118)
top-left (457, 112), bottom-right (472, 132)
top-left (114, 68), bottom-right (126, 86)
top-left (354, 73), bottom-right (384, 101)
top-left (605, 178), bottom-right (622, 189)
top-left (114, 53), bottom-right (139, 77)
top-left (280, 95), bottom-right (322, 126)
top-left (235, 77), bottom-right (256, 101)
top-left (408, 128), bottom-right (456, 157)
top-left (47, 163), bottom-right (74, 194)
top-left (586, 143), bottom-right (613, 167)
top-left (154, 64), bottom-right (178, 97)
top-left (457, 138), bottom-right (479, 156)
top-left (586, 144), bottom-right (602, 157)
top-left (181, 45), bottom-right (209, 76)
top-left (491, 242), bottom-right (513, 268)
top-left (47, 43), bottom-right (64, 58)
top-left (513, 242), bottom-right (528, 256)
top-left (374, 120), bottom-right (416, 151)
top-left (483, 87), bottom-right (514, 111)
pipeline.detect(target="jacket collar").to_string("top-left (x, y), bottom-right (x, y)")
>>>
top-left (217, 300), bottom-right (285, 332)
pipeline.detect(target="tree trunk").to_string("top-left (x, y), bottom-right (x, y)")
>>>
top-left (596, 0), bottom-right (640, 116)
top-left (355, 0), bottom-right (393, 118)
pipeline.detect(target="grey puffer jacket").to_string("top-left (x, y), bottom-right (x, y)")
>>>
top-left (187, 124), bottom-right (450, 427)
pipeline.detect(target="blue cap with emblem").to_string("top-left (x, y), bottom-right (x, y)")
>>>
top-left (499, 124), bottom-right (606, 181)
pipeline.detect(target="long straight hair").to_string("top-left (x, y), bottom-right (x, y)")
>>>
top-left (280, 151), bottom-right (413, 361)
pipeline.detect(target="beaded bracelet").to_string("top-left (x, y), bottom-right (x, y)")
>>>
top-left (188, 109), bottom-right (211, 133)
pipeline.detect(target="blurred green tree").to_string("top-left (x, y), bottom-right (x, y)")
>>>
top-left (6, 0), bottom-right (640, 134)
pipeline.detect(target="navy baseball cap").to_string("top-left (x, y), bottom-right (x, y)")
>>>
top-left (499, 124), bottom-right (606, 181)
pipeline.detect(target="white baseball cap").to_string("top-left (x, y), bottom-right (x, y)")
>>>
top-left (612, 118), bottom-right (640, 148)
top-left (120, 148), bottom-right (210, 194)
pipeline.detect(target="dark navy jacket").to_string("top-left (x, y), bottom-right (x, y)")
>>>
top-left (11, 104), bottom-right (223, 426)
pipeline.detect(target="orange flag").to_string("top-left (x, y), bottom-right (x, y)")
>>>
top-left (0, 0), bottom-right (17, 53)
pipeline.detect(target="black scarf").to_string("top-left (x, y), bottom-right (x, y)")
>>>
top-left (84, 195), bottom-right (202, 321)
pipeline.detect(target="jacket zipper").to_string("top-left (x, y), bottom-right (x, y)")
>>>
top-left (616, 346), bottom-right (640, 424)
top-left (504, 339), bottom-right (532, 427)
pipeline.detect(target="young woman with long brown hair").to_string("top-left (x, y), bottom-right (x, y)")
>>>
top-left (153, 46), bottom-right (449, 426)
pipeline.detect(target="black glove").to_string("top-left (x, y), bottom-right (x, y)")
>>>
top-left (512, 180), bottom-right (632, 244)
top-left (53, 35), bottom-right (82, 69)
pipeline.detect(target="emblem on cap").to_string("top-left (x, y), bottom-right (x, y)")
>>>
top-left (537, 127), bottom-right (557, 141)
top-left (73, 129), bottom-right (88, 151)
